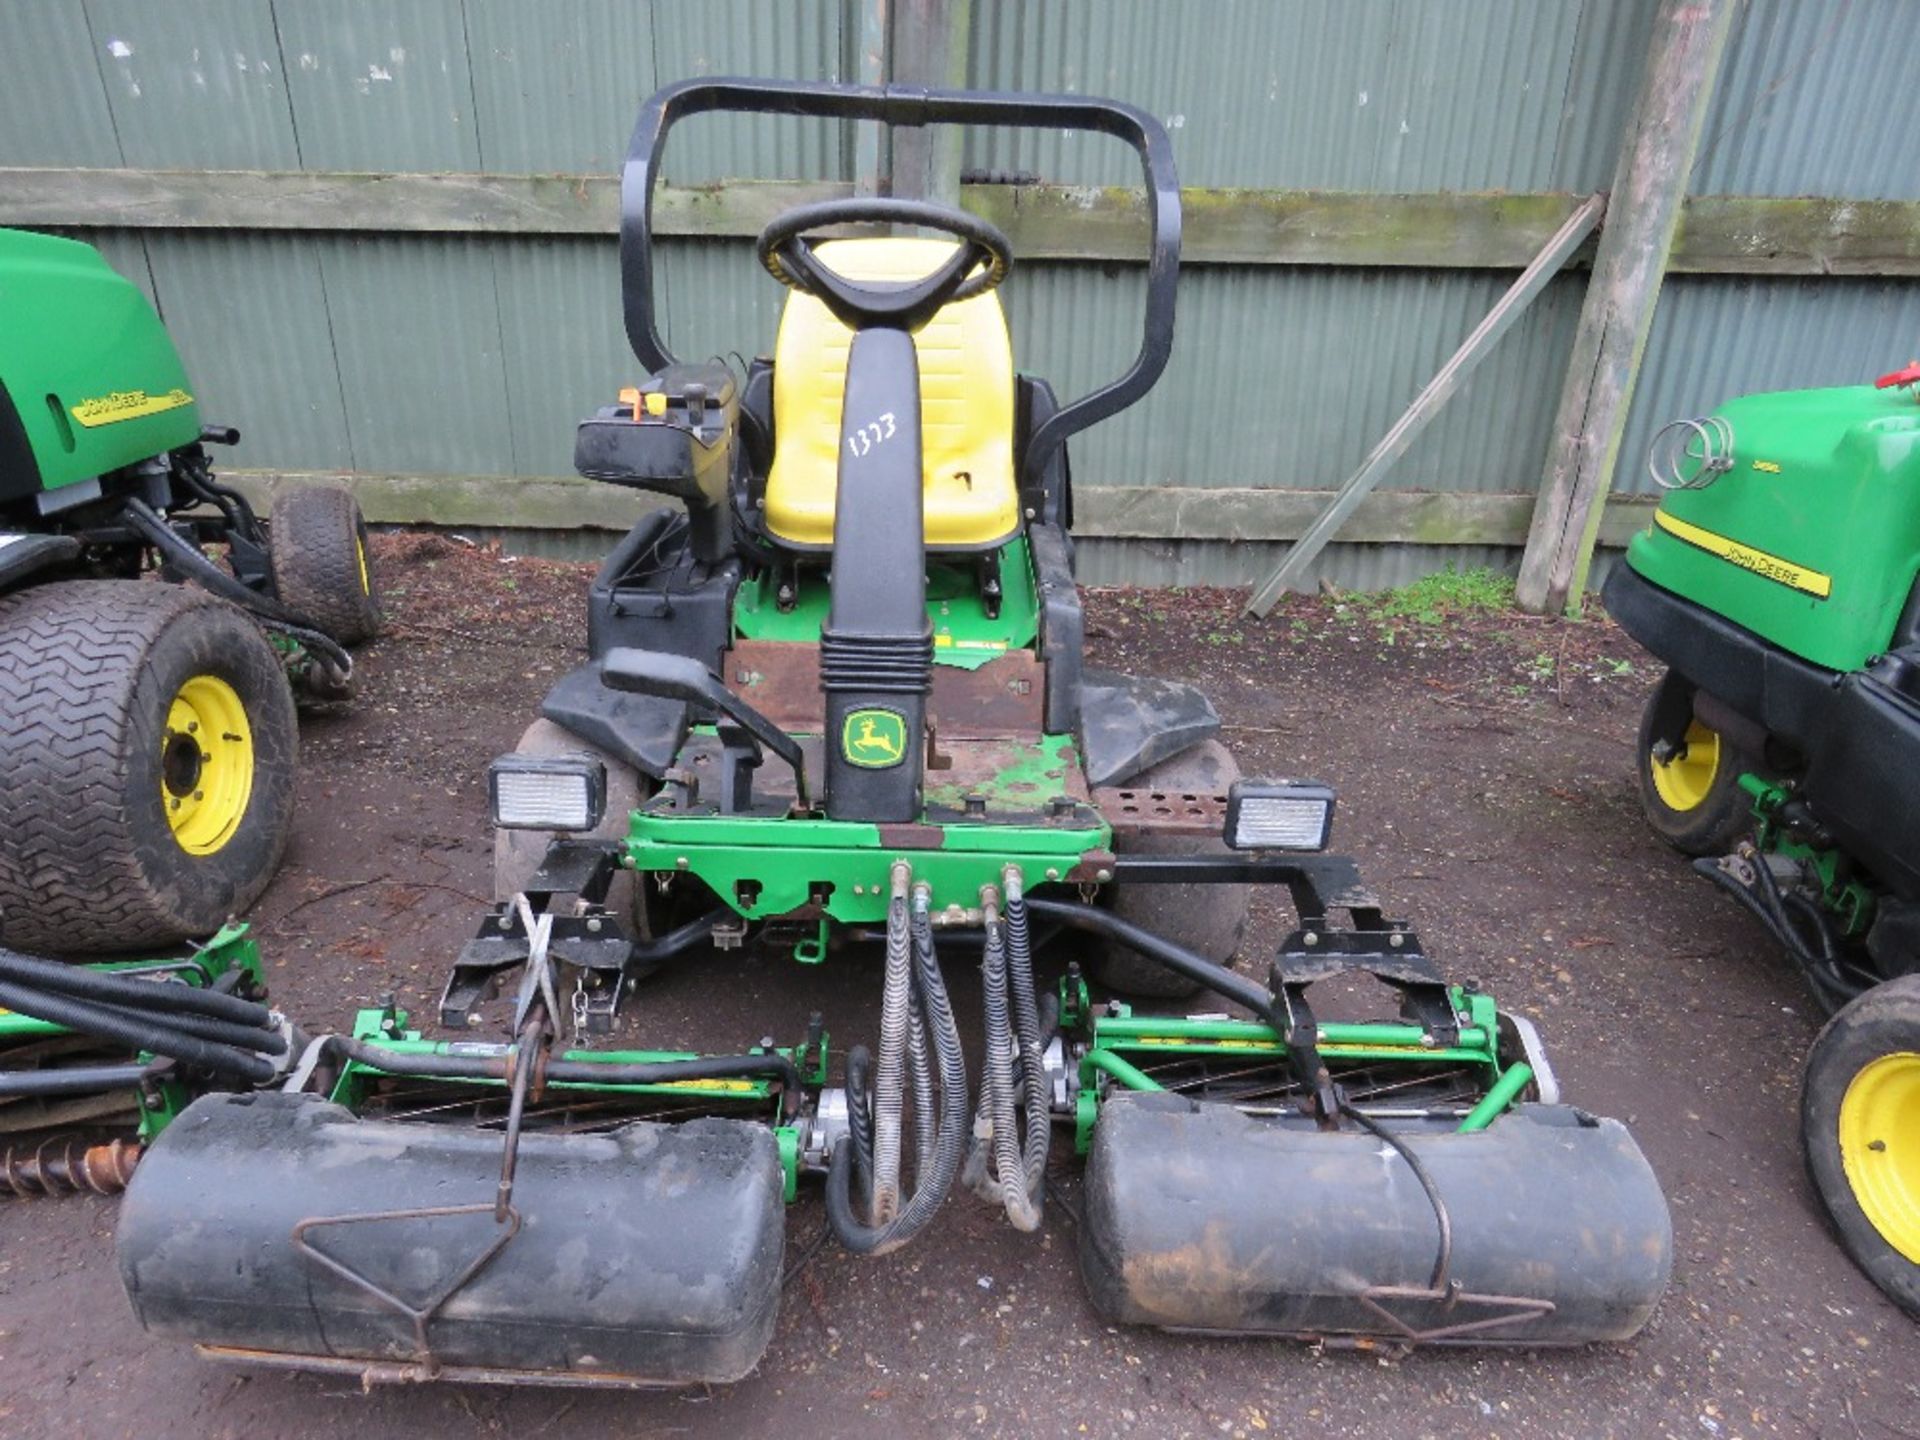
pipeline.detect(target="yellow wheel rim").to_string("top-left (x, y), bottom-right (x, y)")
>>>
top-left (355, 532), bottom-right (371, 596)
top-left (161, 674), bottom-right (254, 856)
top-left (1650, 719), bottom-right (1721, 812)
top-left (1838, 1051), bottom-right (1920, 1264)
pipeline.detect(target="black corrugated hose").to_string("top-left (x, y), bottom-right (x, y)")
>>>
top-left (0, 946), bottom-right (282, 1085)
top-left (826, 886), bottom-right (970, 1255)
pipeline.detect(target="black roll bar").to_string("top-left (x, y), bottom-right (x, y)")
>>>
top-left (619, 78), bottom-right (1182, 490)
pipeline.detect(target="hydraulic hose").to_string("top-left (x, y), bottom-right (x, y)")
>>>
top-left (1693, 857), bottom-right (1863, 1014)
top-left (968, 889), bottom-right (1017, 1209)
top-left (57, 996), bottom-right (288, 1055)
top-left (870, 863), bottom-right (915, 1222)
top-left (1024, 896), bottom-right (1280, 1025)
top-left (1003, 870), bottom-right (1050, 1224)
top-left (906, 987), bottom-right (937, 1180)
top-left (0, 947), bottom-right (274, 1027)
top-left (122, 496), bottom-right (353, 681)
top-left (0, 1062), bottom-right (155, 1098)
top-left (0, 978), bottom-right (275, 1084)
top-left (827, 884), bottom-right (971, 1256)
top-left (845, 1044), bottom-right (876, 1204)
top-left (966, 873), bottom-right (1053, 1231)
top-left (1749, 854), bottom-right (1875, 996)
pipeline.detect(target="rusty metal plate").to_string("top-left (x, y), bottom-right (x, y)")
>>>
top-left (727, 640), bottom-right (1043, 739)
top-left (726, 640), bottom-right (821, 733)
top-left (924, 736), bottom-right (1092, 812)
top-left (1091, 785), bottom-right (1230, 840)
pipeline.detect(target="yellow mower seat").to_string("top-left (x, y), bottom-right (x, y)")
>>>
top-left (765, 237), bottom-right (1019, 550)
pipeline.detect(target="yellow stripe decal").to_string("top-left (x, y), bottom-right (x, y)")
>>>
top-left (1654, 509), bottom-right (1832, 599)
top-left (652, 1077), bottom-right (759, 1094)
top-left (70, 387), bottom-right (194, 428)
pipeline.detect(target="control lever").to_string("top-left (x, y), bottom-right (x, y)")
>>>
top-left (602, 647), bottom-right (809, 810)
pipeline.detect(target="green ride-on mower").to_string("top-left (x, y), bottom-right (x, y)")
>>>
top-left (0, 228), bottom-right (379, 1191)
top-left (111, 81), bottom-right (1673, 1387)
top-left (1607, 368), bottom-right (1920, 1318)
top-left (0, 226), bottom-right (383, 953)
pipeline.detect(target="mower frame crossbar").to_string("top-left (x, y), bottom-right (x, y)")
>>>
top-left (625, 808), bottom-right (1110, 925)
top-left (1072, 988), bottom-right (1515, 1154)
top-left (331, 1007), bottom-right (825, 1200)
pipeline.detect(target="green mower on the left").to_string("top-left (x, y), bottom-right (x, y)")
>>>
top-left (0, 227), bottom-right (378, 1191)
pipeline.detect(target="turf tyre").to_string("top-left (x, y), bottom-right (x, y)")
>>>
top-left (268, 485), bottom-right (381, 644)
top-left (1801, 975), bottom-right (1920, 1317)
top-left (1637, 668), bottom-right (1755, 857)
top-left (1087, 739), bottom-right (1251, 999)
top-left (0, 580), bottom-right (297, 953)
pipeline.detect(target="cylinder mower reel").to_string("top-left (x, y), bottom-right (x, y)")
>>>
top-left (109, 78), bottom-right (1675, 1389)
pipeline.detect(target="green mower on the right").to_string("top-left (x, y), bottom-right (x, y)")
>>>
top-left (1606, 366), bottom-right (1920, 1317)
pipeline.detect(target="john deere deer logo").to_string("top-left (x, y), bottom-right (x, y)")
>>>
top-left (842, 708), bottom-right (907, 769)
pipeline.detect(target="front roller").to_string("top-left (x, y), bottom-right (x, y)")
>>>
top-left (115, 1091), bottom-right (784, 1386)
top-left (1083, 1093), bottom-right (1672, 1346)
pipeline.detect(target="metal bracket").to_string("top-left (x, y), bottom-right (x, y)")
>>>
top-left (290, 1203), bottom-right (522, 1379)
top-left (1274, 923), bottom-right (1458, 1048)
top-left (440, 904), bottom-right (632, 1031)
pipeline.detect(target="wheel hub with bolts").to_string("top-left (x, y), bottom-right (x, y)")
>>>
top-left (1839, 1050), bottom-right (1920, 1264)
top-left (1649, 718), bottom-right (1721, 812)
top-left (161, 673), bottom-right (254, 856)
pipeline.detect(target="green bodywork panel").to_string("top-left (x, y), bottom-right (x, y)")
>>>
top-left (0, 923), bottom-right (263, 1141)
top-left (1625, 384), bottom-right (1920, 672)
top-left (334, 1006), bottom-right (823, 1201)
top-left (735, 535), bottom-right (1039, 670)
top-left (1072, 988), bottom-right (1515, 1155)
top-left (0, 228), bottom-right (199, 496)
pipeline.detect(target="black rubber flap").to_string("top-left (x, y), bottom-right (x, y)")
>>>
top-left (1081, 1093), bottom-right (1672, 1345)
top-left (117, 1092), bottom-right (784, 1385)
top-left (541, 660), bottom-right (689, 780)
top-left (1079, 669), bottom-right (1221, 788)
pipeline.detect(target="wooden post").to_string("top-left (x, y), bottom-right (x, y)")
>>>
top-left (1515, 0), bottom-right (1738, 615)
top-left (853, 0), bottom-right (890, 197)
top-left (1243, 193), bottom-right (1605, 617)
top-left (888, 0), bottom-right (970, 205)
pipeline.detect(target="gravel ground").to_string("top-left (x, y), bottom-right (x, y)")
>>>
top-left (0, 535), bottom-right (1913, 1440)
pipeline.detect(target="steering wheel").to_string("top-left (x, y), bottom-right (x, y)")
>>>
top-left (755, 198), bottom-right (1012, 332)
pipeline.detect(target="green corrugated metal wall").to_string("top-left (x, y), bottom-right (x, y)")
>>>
top-left (3, 1), bottom-right (1917, 586)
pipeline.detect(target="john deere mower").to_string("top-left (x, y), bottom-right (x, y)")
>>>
top-left (111, 81), bottom-right (1672, 1388)
top-left (0, 226), bottom-right (382, 955)
top-left (0, 229), bottom-right (380, 1200)
top-left (1607, 369), bottom-right (1920, 1317)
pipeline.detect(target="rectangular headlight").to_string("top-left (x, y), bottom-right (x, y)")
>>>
top-left (1224, 780), bottom-right (1335, 851)
top-left (489, 753), bottom-right (606, 832)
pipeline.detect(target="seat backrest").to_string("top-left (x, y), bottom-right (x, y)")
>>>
top-left (765, 237), bottom-right (1019, 551)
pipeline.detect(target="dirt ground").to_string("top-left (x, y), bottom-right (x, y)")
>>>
top-left (1, 534), bottom-right (1914, 1439)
